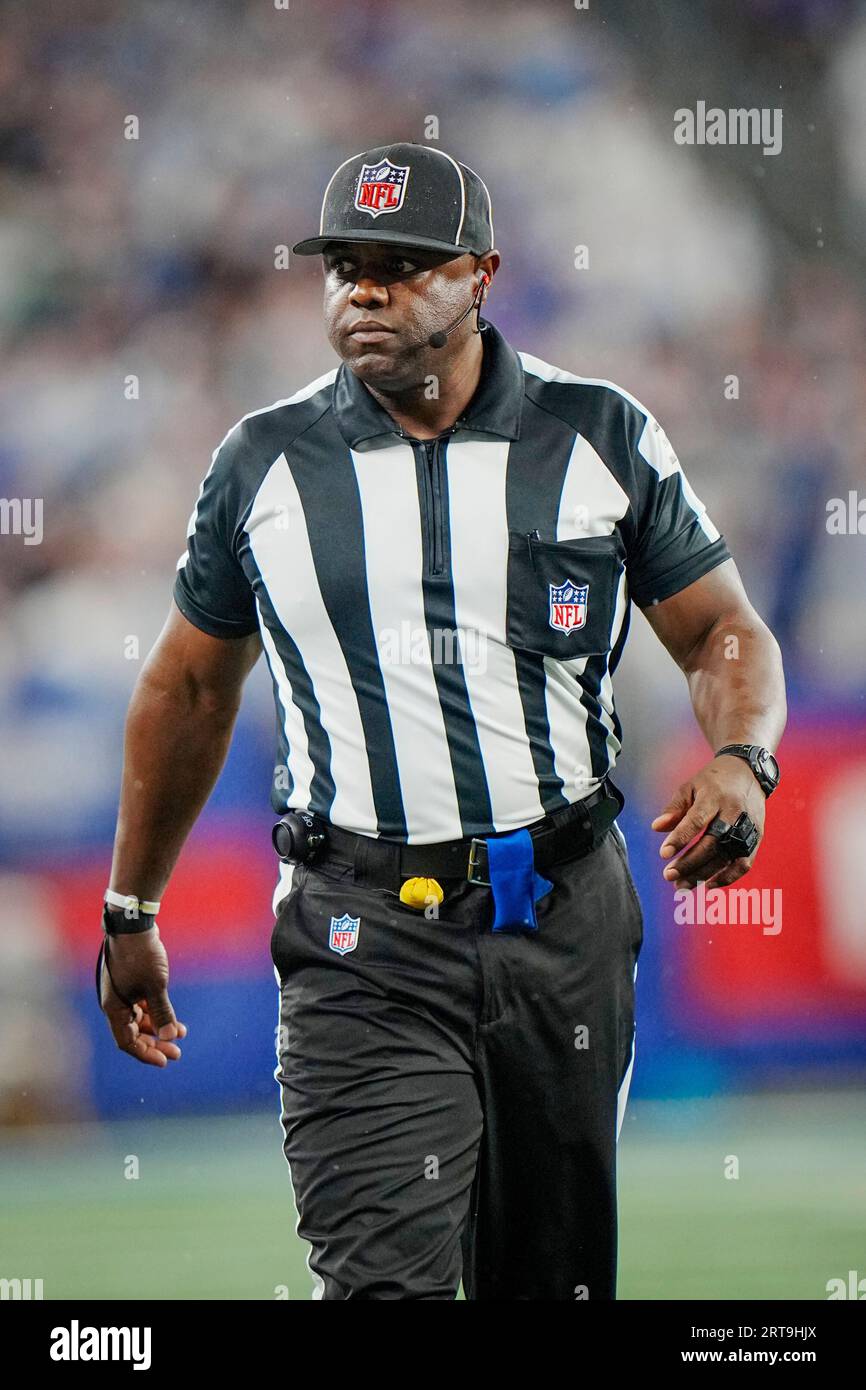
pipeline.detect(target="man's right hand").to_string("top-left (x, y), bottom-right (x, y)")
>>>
top-left (100, 604), bottom-right (260, 1067)
top-left (99, 925), bottom-right (188, 1067)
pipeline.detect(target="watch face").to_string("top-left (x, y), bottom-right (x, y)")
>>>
top-left (758, 749), bottom-right (780, 784)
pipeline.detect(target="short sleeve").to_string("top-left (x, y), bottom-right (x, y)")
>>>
top-left (625, 411), bottom-right (730, 608)
top-left (173, 428), bottom-right (259, 639)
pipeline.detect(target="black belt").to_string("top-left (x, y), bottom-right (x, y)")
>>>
top-left (308, 780), bottom-right (623, 890)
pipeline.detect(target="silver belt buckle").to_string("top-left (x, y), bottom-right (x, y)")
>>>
top-left (467, 838), bottom-right (491, 887)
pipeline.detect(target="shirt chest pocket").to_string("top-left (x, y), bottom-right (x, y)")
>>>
top-left (505, 530), bottom-right (624, 660)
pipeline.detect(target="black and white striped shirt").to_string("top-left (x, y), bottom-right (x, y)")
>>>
top-left (175, 321), bottom-right (729, 844)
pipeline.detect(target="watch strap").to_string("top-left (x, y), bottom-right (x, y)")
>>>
top-left (105, 888), bottom-right (161, 916)
top-left (716, 743), bottom-right (756, 760)
top-left (102, 903), bottom-right (157, 936)
top-left (715, 743), bottom-right (779, 797)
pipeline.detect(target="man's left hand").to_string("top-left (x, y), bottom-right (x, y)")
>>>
top-left (651, 755), bottom-right (767, 890)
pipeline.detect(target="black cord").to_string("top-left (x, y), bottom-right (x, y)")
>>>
top-left (94, 935), bottom-right (137, 1011)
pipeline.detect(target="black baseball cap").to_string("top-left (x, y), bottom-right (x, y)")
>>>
top-left (292, 142), bottom-right (494, 258)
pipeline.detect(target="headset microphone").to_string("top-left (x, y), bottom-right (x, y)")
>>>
top-left (428, 274), bottom-right (489, 349)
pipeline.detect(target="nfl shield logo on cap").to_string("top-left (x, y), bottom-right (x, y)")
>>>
top-left (329, 912), bottom-right (361, 955)
top-left (354, 158), bottom-right (410, 218)
top-left (292, 142), bottom-right (494, 258)
top-left (549, 580), bottom-right (589, 635)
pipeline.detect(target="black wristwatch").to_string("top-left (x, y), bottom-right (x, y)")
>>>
top-left (715, 744), bottom-right (780, 798)
top-left (102, 903), bottom-right (157, 936)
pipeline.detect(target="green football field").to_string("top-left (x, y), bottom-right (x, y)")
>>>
top-left (0, 1091), bottom-right (862, 1300)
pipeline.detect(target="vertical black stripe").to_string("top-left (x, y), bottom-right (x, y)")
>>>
top-left (245, 566), bottom-right (337, 819)
top-left (509, 650), bottom-right (568, 812)
top-left (607, 598), bottom-right (631, 751)
top-left (287, 426), bottom-right (408, 839)
top-left (522, 377), bottom-right (641, 555)
top-left (577, 655), bottom-right (614, 780)
top-left (504, 400), bottom-right (581, 812)
top-left (414, 439), bottom-right (494, 835)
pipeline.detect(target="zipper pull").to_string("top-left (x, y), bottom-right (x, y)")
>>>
top-left (526, 529), bottom-right (541, 572)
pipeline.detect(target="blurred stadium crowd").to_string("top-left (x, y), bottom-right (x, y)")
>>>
top-left (1, 0), bottom-right (865, 1116)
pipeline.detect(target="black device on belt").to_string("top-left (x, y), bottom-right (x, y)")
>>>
top-left (272, 810), bottom-right (327, 865)
top-left (272, 780), bottom-right (623, 886)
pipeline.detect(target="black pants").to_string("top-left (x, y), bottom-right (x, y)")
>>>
top-left (270, 825), bottom-right (643, 1300)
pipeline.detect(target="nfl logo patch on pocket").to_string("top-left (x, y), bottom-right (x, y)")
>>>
top-left (329, 913), bottom-right (361, 955)
top-left (549, 580), bottom-right (589, 634)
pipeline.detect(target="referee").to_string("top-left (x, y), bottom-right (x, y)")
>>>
top-left (99, 143), bottom-right (786, 1300)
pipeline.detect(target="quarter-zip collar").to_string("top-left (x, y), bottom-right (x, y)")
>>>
top-left (331, 318), bottom-right (525, 449)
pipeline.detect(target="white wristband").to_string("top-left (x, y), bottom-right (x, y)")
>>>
top-left (104, 889), bottom-right (161, 917)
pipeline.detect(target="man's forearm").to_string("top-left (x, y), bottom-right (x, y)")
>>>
top-left (683, 610), bottom-right (787, 753)
top-left (109, 666), bottom-right (241, 902)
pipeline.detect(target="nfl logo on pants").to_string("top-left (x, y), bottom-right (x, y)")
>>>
top-left (329, 913), bottom-right (361, 955)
